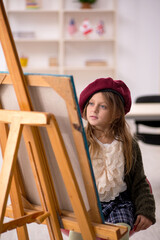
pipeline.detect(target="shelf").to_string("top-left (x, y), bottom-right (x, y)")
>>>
top-left (7, 9), bottom-right (59, 13)
top-left (64, 38), bottom-right (115, 42)
top-left (22, 66), bottom-right (59, 73)
top-left (63, 66), bottom-right (114, 71)
top-left (14, 38), bottom-right (59, 43)
top-left (7, 8), bottom-right (115, 17)
top-left (63, 9), bottom-right (115, 13)
top-left (22, 66), bottom-right (113, 73)
top-left (14, 38), bottom-right (116, 43)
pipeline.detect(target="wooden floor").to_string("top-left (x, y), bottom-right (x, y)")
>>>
top-left (1, 122), bottom-right (160, 240)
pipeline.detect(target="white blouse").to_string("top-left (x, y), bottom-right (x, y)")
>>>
top-left (92, 139), bottom-right (127, 202)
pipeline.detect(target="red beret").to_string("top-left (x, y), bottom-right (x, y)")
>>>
top-left (79, 77), bottom-right (131, 115)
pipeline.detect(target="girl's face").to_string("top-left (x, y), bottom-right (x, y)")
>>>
top-left (86, 92), bottom-right (111, 130)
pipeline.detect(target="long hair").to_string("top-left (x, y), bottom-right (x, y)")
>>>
top-left (83, 91), bottom-right (133, 174)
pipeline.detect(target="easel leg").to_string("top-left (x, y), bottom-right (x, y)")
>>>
top-left (27, 136), bottom-right (63, 240)
top-left (47, 116), bottom-right (96, 240)
top-left (0, 121), bottom-right (23, 232)
top-left (0, 103), bottom-right (29, 240)
top-left (10, 172), bottom-right (29, 239)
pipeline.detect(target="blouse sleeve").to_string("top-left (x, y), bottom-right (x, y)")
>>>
top-left (126, 139), bottom-right (156, 224)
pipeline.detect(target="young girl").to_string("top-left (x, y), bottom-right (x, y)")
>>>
top-left (69, 77), bottom-right (156, 240)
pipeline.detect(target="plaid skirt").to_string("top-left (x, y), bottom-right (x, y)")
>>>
top-left (101, 190), bottom-right (135, 229)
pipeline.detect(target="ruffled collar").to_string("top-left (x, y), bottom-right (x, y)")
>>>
top-left (92, 139), bottom-right (127, 202)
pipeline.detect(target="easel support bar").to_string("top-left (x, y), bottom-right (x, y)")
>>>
top-left (1, 210), bottom-right (45, 234)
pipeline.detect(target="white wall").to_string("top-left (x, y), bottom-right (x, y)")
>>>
top-left (0, 0), bottom-right (160, 102)
top-left (0, 43), bottom-right (7, 71)
top-left (117, 0), bottom-right (160, 101)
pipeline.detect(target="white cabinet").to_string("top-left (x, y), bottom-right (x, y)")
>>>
top-left (4, 0), bottom-right (117, 87)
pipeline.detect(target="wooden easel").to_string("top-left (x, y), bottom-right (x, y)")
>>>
top-left (0, 1), bottom-right (127, 239)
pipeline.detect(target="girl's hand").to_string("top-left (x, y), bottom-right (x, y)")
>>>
top-left (134, 215), bottom-right (152, 232)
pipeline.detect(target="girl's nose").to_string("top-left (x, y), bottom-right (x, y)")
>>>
top-left (93, 105), bottom-right (99, 113)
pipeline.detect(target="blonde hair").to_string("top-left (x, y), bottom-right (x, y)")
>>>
top-left (83, 91), bottom-right (133, 174)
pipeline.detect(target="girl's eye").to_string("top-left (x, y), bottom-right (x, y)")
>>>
top-left (100, 105), bottom-right (107, 109)
top-left (88, 102), bottom-right (94, 106)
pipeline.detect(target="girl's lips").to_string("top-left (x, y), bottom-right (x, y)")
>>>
top-left (90, 115), bottom-right (98, 120)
